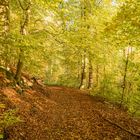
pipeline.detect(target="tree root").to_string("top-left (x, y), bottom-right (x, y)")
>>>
top-left (103, 116), bottom-right (140, 137)
top-left (94, 109), bottom-right (140, 138)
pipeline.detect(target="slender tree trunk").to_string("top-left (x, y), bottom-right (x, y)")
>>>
top-left (96, 64), bottom-right (99, 87)
top-left (78, 59), bottom-right (81, 80)
top-left (102, 65), bottom-right (106, 94)
top-left (120, 48), bottom-right (129, 106)
top-left (15, 53), bottom-right (24, 82)
top-left (88, 60), bottom-right (93, 89)
top-left (79, 53), bottom-right (86, 89)
top-left (79, 0), bottom-right (89, 89)
top-left (15, 0), bottom-right (31, 83)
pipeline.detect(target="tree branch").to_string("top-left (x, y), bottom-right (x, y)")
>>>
top-left (17, 0), bottom-right (31, 11)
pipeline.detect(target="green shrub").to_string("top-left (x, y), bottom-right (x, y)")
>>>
top-left (0, 104), bottom-right (22, 139)
top-left (0, 109), bottom-right (22, 128)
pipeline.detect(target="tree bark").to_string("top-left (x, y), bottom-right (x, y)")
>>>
top-left (15, 0), bottom-right (31, 84)
top-left (79, 53), bottom-right (86, 89)
top-left (120, 48), bottom-right (129, 106)
top-left (96, 64), bottom-right (99, 87)
top-left (88, 60), bottom-right (93, 89)
top-left (79, 0), bottom-right (89, 89)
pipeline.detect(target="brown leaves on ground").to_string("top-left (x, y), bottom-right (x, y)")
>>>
top-left (0, 83), bottom-right (140, 140)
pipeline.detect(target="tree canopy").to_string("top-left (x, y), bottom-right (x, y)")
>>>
top-left (0, 0), bottom-right (140, 114)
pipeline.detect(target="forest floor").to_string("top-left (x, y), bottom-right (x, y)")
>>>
top-left (0, 77), bottom-right (140, 140)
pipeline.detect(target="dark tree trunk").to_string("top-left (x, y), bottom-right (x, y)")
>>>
top-left (88, 60), bottom-right (93, 89)
top-left (14, 54), bottom-right (24, 83)
top-left (102, 65), bottom-right (106, 94)
top-left (15, 0), bottom-right (31, 84)
top-left (120, 48), bottom-right (129, 106)
top-left (96, 64), bottom-right (99, 87)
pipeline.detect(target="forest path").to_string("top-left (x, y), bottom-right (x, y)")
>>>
top-left (1, 84), bottom-right (140, 140)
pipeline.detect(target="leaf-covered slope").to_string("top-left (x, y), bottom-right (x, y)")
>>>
top-left (0, 82), bottom-right (140, 140)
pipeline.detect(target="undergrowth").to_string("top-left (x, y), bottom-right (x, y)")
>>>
top-left (0, 104), bottom-right (22, 139)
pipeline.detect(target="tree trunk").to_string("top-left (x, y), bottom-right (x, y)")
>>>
top-left (120, 48), bottom-right (129, 106)
top-left (79, 53), bottom-right (86, 89)
top-left (15, 0), bottom-right (31, 84)
top-left (96, 64), bottom-right (99, 87)
top-left (79, 1), bottom-right (89, 89)
top-left (88, 60), bottom-right (93, 89)
top-left (102, 65), bottom-right (106, 94)
top-left (14, 53), bottom-right (24, 83)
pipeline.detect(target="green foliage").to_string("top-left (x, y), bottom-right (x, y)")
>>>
top-left (0, 0), bottom-right (140, 116)
top-left (0, 110), bottom-right (22, 128)
top-left (0, 134), bottom-right (3, 139)
top-left (0, 105), bottom-right (22, 139)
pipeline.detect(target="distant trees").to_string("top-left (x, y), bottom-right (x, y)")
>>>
top-left (101, 0), bottom-right (140, 113)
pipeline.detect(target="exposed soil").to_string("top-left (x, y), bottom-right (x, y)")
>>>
top-left (0, 82), bottom-right (140, 140)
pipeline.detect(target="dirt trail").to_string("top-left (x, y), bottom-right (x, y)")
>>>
top-left (1, 84), bottom-right (140, 140)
